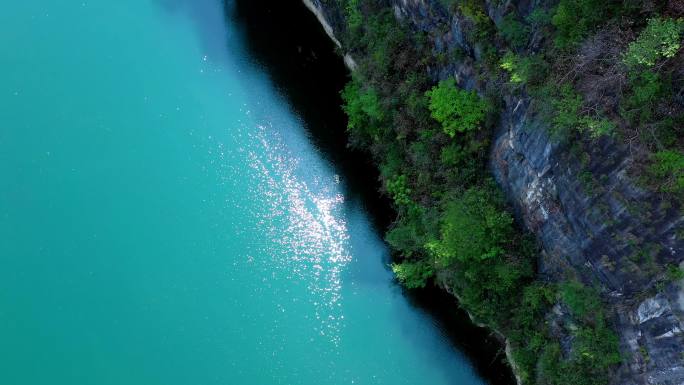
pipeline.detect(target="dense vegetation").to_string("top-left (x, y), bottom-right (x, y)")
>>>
top-left (330, 0), bottom-right (683, 384)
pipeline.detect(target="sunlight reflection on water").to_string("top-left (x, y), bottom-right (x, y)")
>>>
top-left (247, 122), bottom-right (351, 346)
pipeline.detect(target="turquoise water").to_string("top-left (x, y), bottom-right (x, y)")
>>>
top-left (0, 1), bottom-right (488, 384)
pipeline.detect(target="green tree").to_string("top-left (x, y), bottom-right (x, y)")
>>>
top-left (345, 0), bottom-right (363, 31)
top-left (621, 70), bottom-right (664, 124)
top-left (624, 18), bottom-right (683, 68)
top-left (430, 185), bottom-right (513, 264)
top-left (341, 78), bottom-right (385, 143)
top-left (426, 78), bottom-right (487, 137)
top-left (386, 174), bottom-right (413, 207)
top-left (500, 52), bottom-right (548, 86)
top-left (549, 85), bottom-right (615, 139)
top-left (649, 150), bottom-right (684, 194)
top-left (551, 0), bottom-right (614, 49)
top-left (499, 13), bottom-right (530, 49)
top-left (391, 260), bottom-right (434, 289)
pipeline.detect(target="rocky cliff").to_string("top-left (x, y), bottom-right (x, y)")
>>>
top-left (302, 1), bottom-right (684, 384)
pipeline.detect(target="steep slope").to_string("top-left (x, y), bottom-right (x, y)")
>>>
top-left (302, 1), bottom-right (684, 384)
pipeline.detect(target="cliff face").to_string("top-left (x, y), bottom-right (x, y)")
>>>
top-left (303, 1), bottom-right (684, 384)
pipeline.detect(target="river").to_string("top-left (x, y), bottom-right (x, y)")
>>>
top-left (1, 1), bottom-right (504, 384)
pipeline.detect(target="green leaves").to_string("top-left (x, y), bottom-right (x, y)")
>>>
top-left (548, 84), bottom-right (615, 139)
top-left (534, 282), bottom-right (622, 385)
top-left (391, 260), bottom-right (434, 289)
top-left (499, 13), bottom-right (530, 49)
top-left (345, 0), bottom-right (362, 31)
top-left (624, 18), bottom-right (683, 68)
top-left (551, 0), bottom-right (614, 49)
top-left (649, 150), bottom-right (684, 194)
top-left (386, 174), bottom-right (413, 207)
top-left (432, 185), bottom-right (513, 264)
top-left (500, 52), bottom-right (548, 86)
top-left (341, 78), bottom-right (385, 144)
top-left (426, 78), bottom-right (487, 137)
top-left (560, 281), bottom-right (602, 319)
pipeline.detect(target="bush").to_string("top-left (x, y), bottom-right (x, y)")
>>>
top-left (459, 0), bottom-right (496, 43)
top-left (581, 118), bottom-right (616, 139)
top-left (549, 85), bottom-right (615, 139)
top-left (649, 150), bottom-right (684, 194)
top-left (526, 7), bottom-right (551, 27)
top-left (355, 10), bottom-right (409, 79)
top-left (624, 18), bottom-right (683, 68)
top-left (536, 282), bottom-right (621, 385)
top-left (430, 185), bottom-right (514, 264)
top-left (386, 174), bottom-right (413, 207)
top-left (549, 84), bottom-right (584, 137)
top-left (621, 70), bottom-right (664, 124)
top-left (392, 260), bottom-right (434, 289)
top-left (427, 183), bottom-right (535, 324)
top-left (667, 264), bottom-right (684, 282)
top-left (345, 0), bottom-right (363, 31)
top-left (386, 221), bottom-right (421, 256)
top-left (551, 0), bottom-right (614, 49)
top-left (426, 78), bottom-right (488, 137)
top-left (341, 78), bottom-right (385, 144)
top-left (499, 13), bottom-right (530, 49)
top-left (560, 281), bottom-right (601, 320)
top-left (500, 52), bottom-right (548, 86)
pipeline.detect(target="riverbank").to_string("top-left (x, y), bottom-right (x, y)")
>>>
top-left (233, 0), bottom-right (516, 384)
top-left (297, 1), bottom-right (684, 385)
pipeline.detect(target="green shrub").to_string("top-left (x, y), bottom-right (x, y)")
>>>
top-left (667, 264), bottom-right (684, 282)
top-left (535, 282), bottom-right (621, 385)
top-left (341, 78), bottom-right (385, 143)
top-left (526, 7), bottom-right (551, 27)
top-left (649, 150), bottom-right (684, 194)
top-left (507, 284), bottom-right (557, 382)
top-left (428, 182), bottom-right (535, 324)
top-left (624, 18), bottom-right (683, 68)
top-left (386, 174), bottom-right (413, 207)
top-left (549, 85), bottom-right (615, 139)
top-left (440, 142), bottom-right (467, 166)
top-left (621, 70), bottom-right (664, 124)
top-left (500, 52), bottom-right (548, 86)
top-left (345, 0), bottom-right (363, 31)
top-left (361, 11), bottom-right (409, 78)
top-left (459, 0), bottom-right (496, 43)
top-left (560, 281), bottom-right (601, 320)
top-left (551, 0), bottom-right (614, 49)
top-left (581, 118), bottom-right (616, 139)
top-left (386, 221), bottom-right (420, 256)
top-left (549, 84), bottom-right (584, 137)
top-left (430, 185), bottom-right (514, 264)
top-left (392, 260), bottom-right (434, 289)
top-left (499, 13), bottom-right (530, 49)
top-left (426, 78), bottom-right (488, 137)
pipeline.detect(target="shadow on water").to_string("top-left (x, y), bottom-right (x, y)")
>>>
top-left (228, 0), bottom-right (395, 232)
top-left (229, 3), bottom-right (518, 384)
top-left (156, 0), bottom-right (394, 230)
top-left (157, 0), bottom-right (515, 384)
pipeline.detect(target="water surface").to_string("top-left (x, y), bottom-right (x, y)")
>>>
top-left (1, 1), bottom-right (491, 384)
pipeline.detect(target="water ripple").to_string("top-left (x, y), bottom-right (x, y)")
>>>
top-left (247, 122), bottom-right (351, 346)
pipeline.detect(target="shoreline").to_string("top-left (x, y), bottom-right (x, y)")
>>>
top-left (233, 0), bottom-right (516, 383)
top-left (298, 1), bottom-right (521, 384)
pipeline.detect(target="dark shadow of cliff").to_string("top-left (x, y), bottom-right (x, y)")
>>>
top-left (228, 0), bottom-right (394, 231)
top-left (229, 2), bottom-right (516, 384)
